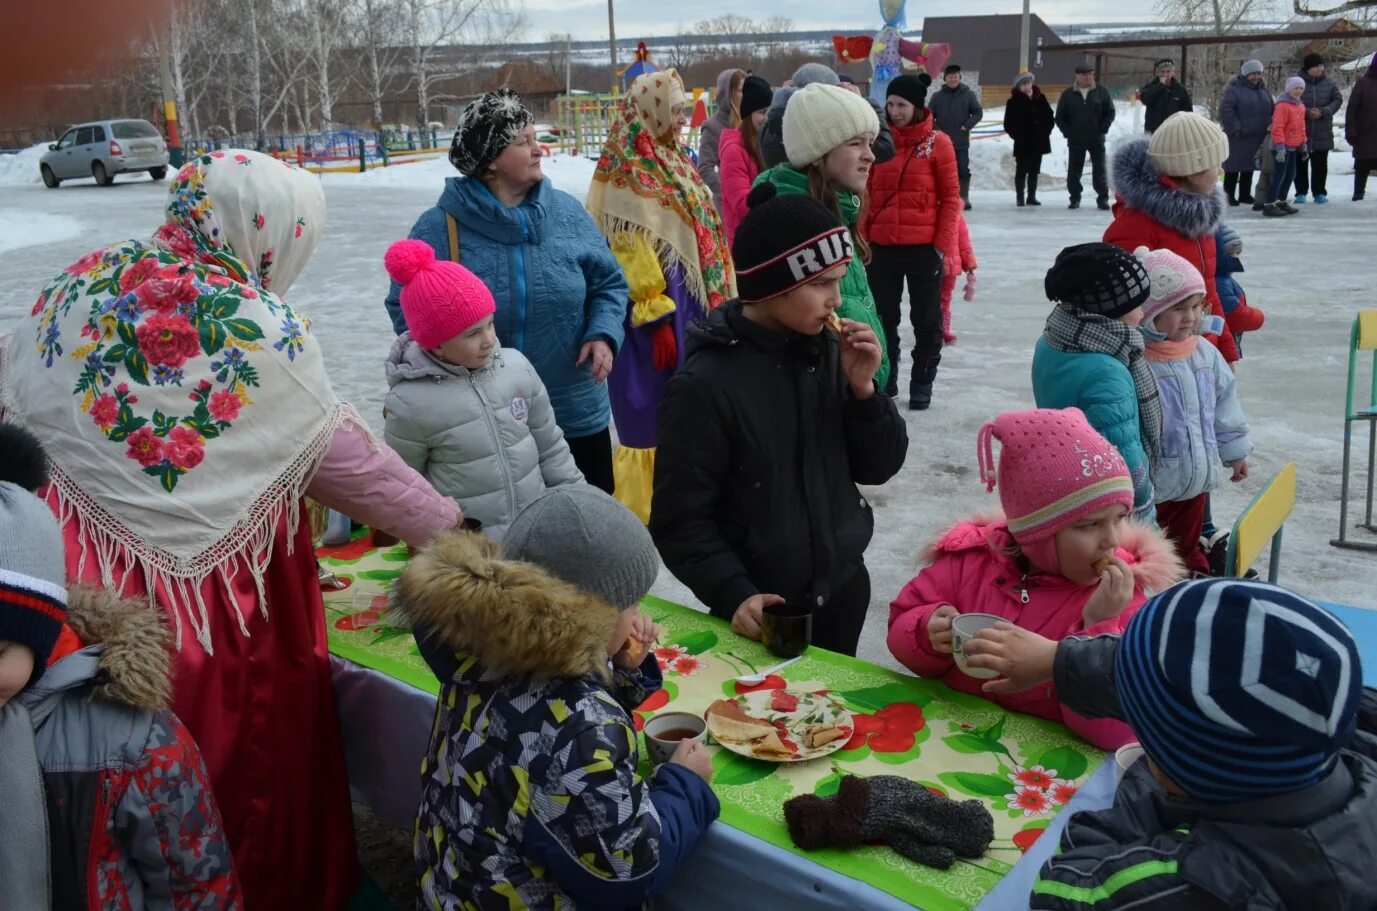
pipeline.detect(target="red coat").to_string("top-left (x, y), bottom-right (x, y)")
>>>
top-left (717, 126), bottom-right (759, 246)
top-left (1271, 98), bottom-right (1307, 149)
top-left (863, 112), bottom-right (961, 254)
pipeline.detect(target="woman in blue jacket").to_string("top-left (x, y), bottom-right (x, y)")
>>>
top-left (385, 90), bottom-right (629, 492)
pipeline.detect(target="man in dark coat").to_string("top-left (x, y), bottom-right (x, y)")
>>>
top-left (1055, 63), bottom-right (1116, 210)
top-left (928, 63), bottom-right (983, 209)
top-left (1218, 59), bottom-right (1273, 206)
top-left (1345, 55), bottom-right (1377, 201)
top-left (1140, 58), bottom-right (1192, 133)
top-left (1294, 53), bottom-right (1344, 204)
top-left (650, 189), bottom-right (907, 658)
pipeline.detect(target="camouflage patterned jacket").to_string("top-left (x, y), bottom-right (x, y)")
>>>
top-left (395, 530), bottom-right (720, 910)
top-left (22, 587), bottom-right (239, 910)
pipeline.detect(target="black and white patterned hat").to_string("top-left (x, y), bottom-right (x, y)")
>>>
top-left (448, 89), bottom-right (534, 178)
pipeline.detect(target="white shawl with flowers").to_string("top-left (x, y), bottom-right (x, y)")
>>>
top-left (1, 150), bottom-right (338, 651)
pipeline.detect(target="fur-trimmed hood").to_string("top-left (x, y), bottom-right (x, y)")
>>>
top-left (918, 512), bottom-right (1186, 593)
top-left (1111, 137), bottom-right (1225, 239)
top-left (24, 585), bottom-right (172, 714)
top-left (389, 528), bottom-right (617, 682)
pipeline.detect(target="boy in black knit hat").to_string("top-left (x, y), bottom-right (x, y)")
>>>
top-left (650, 185), bottom-right (909, 656)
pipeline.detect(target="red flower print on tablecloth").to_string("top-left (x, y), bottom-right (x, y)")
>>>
top-left (208, 389), bottom-right (242, 422)
top-left (136, 313), bottom-right (201, 368)
top-left (654, 644), bottom-right (687, 672)
top-left (844, 701), bottom-right (927, 753)
top-left (1050, 779), bottom-right (1078, 806)
top-left (165, 426), bottom-right (206, 470)
top-left (1008, 785), bottom-right (1052, 816)
top-left (90, 394), bottom-right (119, 430)
top-left (669, 655), bottom-right (706, 677)
top-left (1009, 765), bottom-right (1057, 791)
top-left (126, 427), bottom-right (166, 467)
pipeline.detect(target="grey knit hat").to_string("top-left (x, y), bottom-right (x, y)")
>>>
top-left (1241, 59), bottom-right (1264, 76)
top-left (792, 62), bottom-right (840, 89)
top-left (503, 486), bottom-right (658, 611)
top-left (0, 481), bottom-right (68, 687)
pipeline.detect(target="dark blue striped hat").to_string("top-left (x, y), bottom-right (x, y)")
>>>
top-left (1116, 578), bottom-right (1363, 803)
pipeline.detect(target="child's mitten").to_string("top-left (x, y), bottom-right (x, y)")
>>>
top-left (963, 271), bottom-right (978, 302)
top-left (783, 775), bottom-right (994, 869)
top-left (651, 322), bottom-right (677, 371)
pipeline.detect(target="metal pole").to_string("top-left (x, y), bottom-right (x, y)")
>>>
top-left (159, 25), bottom-right (184, 167)
top-left (1019, 0), bottom-right (1031, 73)
top-left (566, 32), bottom-right (573, 96)
top-left (608, 0), bottom-right (618, 92)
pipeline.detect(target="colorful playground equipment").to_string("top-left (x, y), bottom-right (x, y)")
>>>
top-left (1226, 462), bottom-right (1297, 583)
top-left (1333, 309), bottom-right (1377, 552)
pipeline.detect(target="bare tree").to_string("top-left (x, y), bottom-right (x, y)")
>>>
top-left (756, 16), bottom-right (797, 56)
top-left (663, 28), bottom-right (705, 71)
top-left (401, 0), bottom-right (523, 130)
top-left (695, 14), bottom-right (758, 59)
top-left (357, 0), bottom-right (406, 126)
top-left (302, 0), bottom-right (356, 130)
top-left (1155, 0), bottom-right (1280, 108)
top-left (1294, 0), bottom-right (1375, 15)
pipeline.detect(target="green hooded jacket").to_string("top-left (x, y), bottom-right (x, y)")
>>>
top-left (753, 164), bottom-right (890, 391)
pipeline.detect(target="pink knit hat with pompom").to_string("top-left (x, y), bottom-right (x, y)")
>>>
top-left (1133, 246), bottom-right (1207, 328)
top-left (977, 408), bottom-right (1134, 559)
top-left (384, 239), bottom-right (496, 348)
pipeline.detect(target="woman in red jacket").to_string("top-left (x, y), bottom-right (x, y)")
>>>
top-left (1103, 111), bottom-right (1240, 364)
top-left (863, 73), bottom-right (962, 408)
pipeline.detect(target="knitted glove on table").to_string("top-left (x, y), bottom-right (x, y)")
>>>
top-left (783, 775), bottom-right (995, 870)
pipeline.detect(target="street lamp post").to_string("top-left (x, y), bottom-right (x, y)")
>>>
top-left (608, 0), bottom-right (618, 92)
top-left (1019, 0), bottom-right (1031, 73)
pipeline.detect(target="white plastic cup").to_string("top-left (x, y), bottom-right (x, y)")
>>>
top-left (951, 612), bottom-right (1003, 679)
top-left (1115, 743), bottom-right (1146, 783)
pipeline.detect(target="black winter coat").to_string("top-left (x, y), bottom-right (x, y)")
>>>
top-left (1055, 84), bottom-right (1116, 144)
top-left (1140, 78), bottom-right (1193, 133)
top-left (649, 302), bottom-right (908, 619)
top-left (1003, 88), bottom-right (1055, 159)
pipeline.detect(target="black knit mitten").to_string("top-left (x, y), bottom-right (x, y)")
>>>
top-left (783, 775), bottom-right (995, 869)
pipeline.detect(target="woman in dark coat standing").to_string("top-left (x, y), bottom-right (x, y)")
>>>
top-left (1346, 55), bottom-right (1377, 201)
top-left (1218, 59), bottom-right (1273, 206)
top-left (1003, 72), bottom-right (1055, 206)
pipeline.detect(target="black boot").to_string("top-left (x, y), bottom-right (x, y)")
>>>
top-left (960, 178), bottom-right (972, 211)
top-left (1015, 163), bottom-right (1025, 206)
top-left (1239, 171), bottom-right (1255, 205)
top-left (1068, 197), bottom-right (1080, 209)
top-left (1026, 171), bottom-right (1041, 206)
top-left (909, 353), bottom-right (941, 411)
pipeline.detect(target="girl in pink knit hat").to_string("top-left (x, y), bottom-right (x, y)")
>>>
top-left (382, 239), bottom-right (585, 541)
top-left (887, 407), bottom-right (1184, 749)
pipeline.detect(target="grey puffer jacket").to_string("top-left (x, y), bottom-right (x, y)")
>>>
top-left (1300, 70), bottom-right (1344, 151)
top-left (383, 336), bottom-right (583, 541)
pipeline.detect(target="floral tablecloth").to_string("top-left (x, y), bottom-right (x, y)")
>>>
top-left (318, 538), bottom-right (1104, 911)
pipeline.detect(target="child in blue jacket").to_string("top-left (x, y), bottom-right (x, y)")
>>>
top-left (1213, 224), bottom-right (1265, 355)
top-left (1032, 243), bottom-right (1160, 524)
top-left (395, 486), bottom-right (718, 910)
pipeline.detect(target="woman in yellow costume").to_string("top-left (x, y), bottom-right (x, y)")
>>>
top-left (586, 69), bottom-right (735, 522)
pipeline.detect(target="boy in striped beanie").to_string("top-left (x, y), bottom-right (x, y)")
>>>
top-left (962, 577), bottom-right (1377, 910)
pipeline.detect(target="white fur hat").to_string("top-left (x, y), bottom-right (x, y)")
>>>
top-left (782, 83), bottom-right (879, 169)
top-left (1147, 111), bottom-right (1228, 177)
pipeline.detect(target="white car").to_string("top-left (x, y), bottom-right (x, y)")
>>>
top-left (40, 119), bottom-right (170, 188)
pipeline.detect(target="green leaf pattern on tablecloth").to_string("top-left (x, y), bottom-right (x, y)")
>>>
top-left (319, 545), bottom-right (1105, 911)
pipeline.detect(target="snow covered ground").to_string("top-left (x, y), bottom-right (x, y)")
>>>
top-left (1, 127), bottom-right (1373, 674)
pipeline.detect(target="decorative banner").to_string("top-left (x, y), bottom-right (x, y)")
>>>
top-left (319, 538), bottom-right (1105, 911)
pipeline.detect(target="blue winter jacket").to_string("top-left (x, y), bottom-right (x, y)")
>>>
top-left (1031, 338), bottom-right (1156, 523)
top-left (385, 176), bottom-right (629, 439)
top-left (1143, 338), bottom-right (1252, 504)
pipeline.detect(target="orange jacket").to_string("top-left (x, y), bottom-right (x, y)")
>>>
top-left (1271, 98), bottom-right (1307, 149)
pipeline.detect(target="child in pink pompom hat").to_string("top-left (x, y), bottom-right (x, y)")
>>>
top-left (382, 239), bottom-right (585, 541)
top-left (887, 407), bottom-right (1184, 749)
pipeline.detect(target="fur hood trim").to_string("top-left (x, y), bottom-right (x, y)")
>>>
top-left (388, 529), bottom-right (617, 682)
top-left (919, 512), bottom-right (1186, 592)
top-left (1112, 137), bottom-right (1225, 239)
top-left (64, 585), bottom-right (172, 711)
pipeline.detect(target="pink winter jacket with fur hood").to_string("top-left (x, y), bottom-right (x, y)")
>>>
top-left (887, 515), bottom-right (1184, 749)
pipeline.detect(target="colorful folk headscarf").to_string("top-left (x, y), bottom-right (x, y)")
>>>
top-left (585, 69), bottom-right (735, 309)
top-left (1, 149), bottom-right (340, 651)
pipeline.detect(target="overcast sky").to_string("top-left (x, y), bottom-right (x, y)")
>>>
top-left (525, 1), bottom-right (1148, 41)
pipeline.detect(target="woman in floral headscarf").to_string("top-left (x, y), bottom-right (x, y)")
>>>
top-left (585, 69), bottom-right (735, 522)
top-left (1, 149), bottom-right (459, 910)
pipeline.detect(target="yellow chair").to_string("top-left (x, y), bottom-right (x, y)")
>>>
top-left (1226, 462), bottom-right (1297, 583)
top-left (1332, 310), bottom-right (1377, 552)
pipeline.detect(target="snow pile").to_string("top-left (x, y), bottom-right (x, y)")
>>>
top-left (0, 207), bottom-right (84, 254)
top-left (320, 152), bottom-right (599, 203)
top-left (0, 144), bottom-right (53, 187)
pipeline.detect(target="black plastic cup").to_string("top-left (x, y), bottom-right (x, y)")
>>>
top-left (761, 602), bottom-right (812, 658)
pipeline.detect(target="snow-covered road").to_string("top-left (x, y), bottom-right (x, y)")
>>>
top-left (1, 141), bottom-right (1372, 674)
